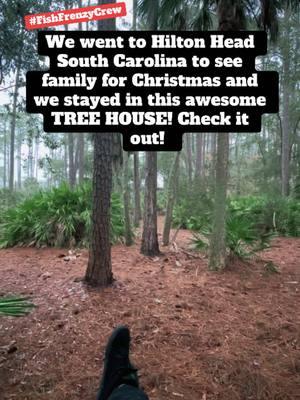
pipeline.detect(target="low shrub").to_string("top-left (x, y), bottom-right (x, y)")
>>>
top-left (191, 207), bottom-right (273, 259)
top-left (0, 183), bottom-right (125, 248)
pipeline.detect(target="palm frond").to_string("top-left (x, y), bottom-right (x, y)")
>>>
top-left (160, 0), bottom-right (184, 18)
top-left (169, 9), bottom-right (189, 30)
top-left (190, 0), bottom-right (214, 30)
top-left (0, 296), bottom-right (35, 317)
top-left (137, 0), bottom-right (154, 23)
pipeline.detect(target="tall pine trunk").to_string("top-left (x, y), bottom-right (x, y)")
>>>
top-left (132, 3), bottom-right (141, 227)
top-left (141, 152), bottom-right (160, 255)
top-left (185, 133), bottom-right (193, 185)
top-left (9, 61), bottom-right (20, 192)
top-left (123, 151), bottom-right (133, 246)
top-left (209, 133), bottom-right (229, 270)
top-left (163, 152), bottom-right (180, 246)
top-left (140, 0), bottom-right (160, 256)
top-left (133, 152), bottom-right (142, 226)
top-left (78, 135), bottom-right (84, 184)
top-left (85, 3), bottom-right (115, 287)
top-left (77, 0), bottom-right (85, 185)
top-left (281, 6), bottom-right (291, 196)
top-left (209, 0), bottom-right (244, 270)
top-left (3, 118), bottom-right (7, 188)
top-left (17, 129), bottom-right (21, 189)
top-left (68, 133), bottom-right (76, 187)
top-left (195, 133), bottom-right (203, 179)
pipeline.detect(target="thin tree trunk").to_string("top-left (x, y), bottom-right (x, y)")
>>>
top-left (64, 137), bottom-right (68, 180)
top-left (141, 152), bottom-right (160, 256)
top-left (185, 133), bottom-right (193, 185)
top-left (85, 2), bottom-right (115, 287)
top-left (123, 151), bottom-right (133, 246)
top-left (235, 134), bottom-right (241, 195)
top-left (3, 118), bottom-right (7, 187)
top-left (78, 135), bottom-right (84, 183)
top-left (163, 152), bottom-right (180, 246)
top-left (140, 0), bottom-right (159, 256)
top-left (9, 61), bottom-right (20, 191)
top-left (68, 132), bottom-right (76, 187)
top-left (63, 16), bottom-right (76, 188)
top-left (209, 133), bottom-right (229, 270)
top-left (195, 133), bottom-right (203, 179)
top-left (281, 6), bottom-right (291, 196)
top-left (28, 140), bottom-right (33, 179)
top-left (17, 129), bottom-right (21, 189)
top-left (132, 0), bottom-right (141, 227)
top-left (78, 0), bottom-right (85, 185)
top-left (133, 152), bottom-right (142, 226)
top-left (34, 136), bottom-right (39, 180)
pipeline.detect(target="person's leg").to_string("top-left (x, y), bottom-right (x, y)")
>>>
top-left (108, 384), bottom-right (149, 400)
top-left (97, 326), bottom-right (149, 400)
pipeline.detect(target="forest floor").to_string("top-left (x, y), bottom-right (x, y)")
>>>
top-left (0, 218), bottom-right (300, 400)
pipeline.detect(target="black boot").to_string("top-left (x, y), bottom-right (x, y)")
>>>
top-left (97, 326), bottom-right (139, 400)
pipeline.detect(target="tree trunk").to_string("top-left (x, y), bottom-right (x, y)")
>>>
top-left (64, 137), bottom-right (68, 180)
top-left (34, 135), bottom-right (39, 180)
top-left (209, 0), bottom-right (244, 270)
top-left (78, 135), bottom-right (84, 184)
top-left (132, 3), bottom-right (141, 227)
top-left (195, 133), bottom-right (203, 179)
top-left (141, 152), bottom-right (160, 256)
top-left (85, 132), bottom-right (113, 286)
top-left (133, 152), bottom-right (142, 226)
top-left (235, 134), bottom-right (241, 195)
top-left (209, 133), bottom-right (229, 270)
top-left (3, 118), bottom-right (7, 188)
top-left (185, 133), bottom-right (193, 185)
top-left (17, 129), bottom-right (21, 189)
top-left (85, 2), bottom-right (115, 287)
top-left (281, 6), bottom-right (291, 196)
top-left (77, 0), bottom-right (85, 186)
top-left (28, 139), bottom-right (33, 179)
top-left (211, 133), bottom-right (217, 165)
top-left (9, 61), bottom-right (20, 191)
top-left (140, 0), bottom-right (160, 256)
top-left (68, 132), bottom-right (76, 187)
top-left (123, 151), bottom-right (134, 246)
top-left (163, 152), bottom-right (180, 246)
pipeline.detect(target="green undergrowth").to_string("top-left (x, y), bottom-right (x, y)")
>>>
top-left (0, 183), bottom-right (124, 248)
top-left (174, 195), bottom-right (300, 259)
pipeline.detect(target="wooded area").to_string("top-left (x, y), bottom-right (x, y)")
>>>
top-left (0, 1), bottom-right (299, 399)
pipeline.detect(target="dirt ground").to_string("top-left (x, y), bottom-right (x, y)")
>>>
top-left (0, 222), bottom-right (300, 400)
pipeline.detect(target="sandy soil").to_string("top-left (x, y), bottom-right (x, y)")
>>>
top-left (0, 223), bottom-right (300, 400)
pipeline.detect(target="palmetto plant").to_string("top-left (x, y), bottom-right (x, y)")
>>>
top-left (138, 0), bottom-right (298, 37)
top-left (0, 296), bottom-right (35, 317)
top-left (0, 184), bottom-right (125, 248)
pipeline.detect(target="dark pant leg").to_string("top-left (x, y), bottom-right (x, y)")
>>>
top-left (107, 384), bottom-right (149, 400)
